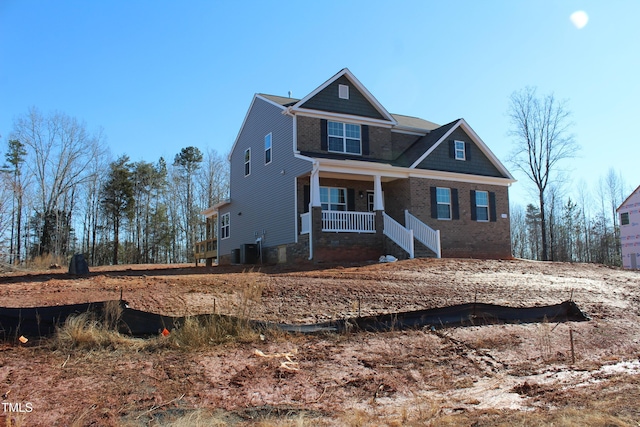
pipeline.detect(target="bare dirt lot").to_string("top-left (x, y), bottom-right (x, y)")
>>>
top-left (0, 258), bottom-right (639, 426)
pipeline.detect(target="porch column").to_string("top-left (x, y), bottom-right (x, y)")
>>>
top-left (309, 163), bottom-right (321, 260)
top-left (373, 175), bottom-right (384, 211)
top-left (310, 165), bottom-right (321, 208)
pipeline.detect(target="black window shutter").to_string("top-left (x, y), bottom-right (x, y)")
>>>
top-left (452, 188), bottom-right (460, 220)
top-left (489, 192), bottom-right (497, 222)
top-left (449, 140), bottom-right (455, 158)
top-left (320, 119), bottom-right (328, 151)
top-left (430, 187), bottom-right (438, 218)
top-left (465, 142), bottom-right (472, 161)
top-left (303, 185), bottom-right (310, 213)
top-left (347, 188), bottom-right (356, 211)
top-left (470, 190), bottom-right (477, 221)
top-left (361, 125), bottom-right (370, 155)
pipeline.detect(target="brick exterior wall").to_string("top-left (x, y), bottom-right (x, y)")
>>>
top-left (296, 116), bottom-right (395, 161)
top-left (407, 177), bottom-right (512, 259)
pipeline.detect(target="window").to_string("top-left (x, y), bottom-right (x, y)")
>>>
top-left (436, 187), bottom-right (451, 220)
top-left (244, 148), bottom-right (251, 176)
top-left (220, 213), bottom-right (230, 239)
top-left (338, 84), bottom-right (349, 99)
top-left (621, 212), bottom-right (630, 226)
top-left (320, 187), bottom-right (347, 211)
top-left (264, 133), bottom-right (272, 165)
top-left (328, 121), bottom-right (361, 154)
top-left (454, 140), bottom-right (466, 160)
top-left (475, 191), bottom-right (489, 221)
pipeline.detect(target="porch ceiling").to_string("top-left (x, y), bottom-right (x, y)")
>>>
top-left (315, 171), bottom-right (400, 182)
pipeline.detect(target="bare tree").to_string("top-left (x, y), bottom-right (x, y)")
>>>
top-left (508, 87), bottom-right (579, 261)
top-left (11, 107), bottom-right (106, 258)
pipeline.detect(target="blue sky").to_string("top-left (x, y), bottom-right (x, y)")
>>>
top-left (1, 1), bottom-right (639, 207)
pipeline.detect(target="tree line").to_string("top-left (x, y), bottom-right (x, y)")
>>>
top-left (1, 91), bottom-right (631, 267)
top-left (0, 107), bottom-right (228, 266)
top-left (507, 87), bottom-right (629, 266)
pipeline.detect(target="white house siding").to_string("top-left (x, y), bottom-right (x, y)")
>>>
top-left (217, 96), bottom-right (312, 260)
top-left (619, 187), bottom-right (640, 270)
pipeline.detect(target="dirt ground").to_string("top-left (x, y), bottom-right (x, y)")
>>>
top-left (0, 258), bottom-right (639, 426)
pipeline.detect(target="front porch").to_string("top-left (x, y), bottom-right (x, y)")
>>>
top-left (298, 167), bottom-right (440, 261)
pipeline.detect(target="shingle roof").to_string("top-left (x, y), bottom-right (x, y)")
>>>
top-left (392, 119), bottom-right (461, 167)
top-left (258, 93), bottom-right (439, 132)
top-left (259, 93), bottom-right (299, 107)
top-left (391, 114), bottom-right (439, 132)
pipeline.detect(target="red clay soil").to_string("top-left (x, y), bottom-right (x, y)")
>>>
top-left (0, 258), bottom-right (639, 426)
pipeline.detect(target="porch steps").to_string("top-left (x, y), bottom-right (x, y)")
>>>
top-left (414, 239), bottom-right (438, 258)
top-left (382, 211), bottom-right (441, 260)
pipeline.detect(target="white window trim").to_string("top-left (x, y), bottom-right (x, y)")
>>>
top-left (265, 133), bottom-right (272, 165)
top-left (220, 213), bottom-right (230, 240)
top-left (244, 148), bottom-right (251, 177)
top-left (621, 212), bottom-right (630, 226)
top-left (476, 190), bottom-right (489, 222)
top-left (436, 187), bottom-right (452, 220)
top-left (327, 121), bottom-right (362, 155)
top-left (320, 186), bottom-right (347, 211)
top-left (338, 84), bottom-right (349, 100)
top-left (454, 140), bottom-right (466, 161)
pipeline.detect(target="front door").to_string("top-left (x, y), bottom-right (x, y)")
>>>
top-left (631, 253), bottom-right (638, 270)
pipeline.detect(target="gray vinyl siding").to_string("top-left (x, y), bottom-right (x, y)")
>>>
top-left (218, 96), bottom-right (312, 257)
top-left (416, 128), bottom-right (506, 178)
top-left (300, 76), bottom-right (385, 119)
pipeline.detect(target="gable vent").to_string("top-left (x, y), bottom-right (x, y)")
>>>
top-left (338, 84), bottom-right (349, 100)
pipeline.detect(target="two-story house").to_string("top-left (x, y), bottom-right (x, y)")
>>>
top-left (617, 185), bottom-right (640, 269)
top-left (195, 68), bottom-right (515, 265)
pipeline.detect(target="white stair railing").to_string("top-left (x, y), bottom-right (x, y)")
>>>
top-left (383, 212), bottom-right (414, 258)
top-left (405, 210), bottom-right (441, 258)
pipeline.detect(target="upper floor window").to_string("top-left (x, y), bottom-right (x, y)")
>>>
top-left (436, 187), bottom-right (452, 220)
top-left (220, 213), bottom-right (230, 239)
top-left (264, 133), bottom-right (272, 165)
top-left (454, 140), bottom-right (466, 160)
top-left (328, 121), bottom-right (361, 155)
top-left (621, 212), bottom-right (630, 226)
top-left (320, 186), bottom-right (347, 211)
top-left (244, 148), bottom-right (251, 176)
top-left (475, 191), bottom-right (489, 221)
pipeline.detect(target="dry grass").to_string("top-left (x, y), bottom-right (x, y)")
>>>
top-left (50, 312), bottom-right (154, 351)
top-left (24, 253), bottom-right (66, 270)
top-left (169, 314), bottom-right (259, 348)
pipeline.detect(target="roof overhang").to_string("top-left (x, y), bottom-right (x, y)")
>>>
top-left (201, 199), bottom-right (231, 217)
top-left (314, 157), bottom-right (515, 187)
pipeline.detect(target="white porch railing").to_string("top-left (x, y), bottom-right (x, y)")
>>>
top-left (383, 212), bottom-right (414, 258)
top-left (405, 210), bottom-right (441, 258)
top-left (322, 211), bottom-right (376, 233)
top-left (300, 212), bottom-right (311, 235)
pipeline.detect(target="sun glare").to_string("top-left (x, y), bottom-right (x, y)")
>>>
top-left (570, 10), bottom-right (589, 29)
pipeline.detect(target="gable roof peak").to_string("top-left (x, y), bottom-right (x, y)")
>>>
top-left (291, 68), bottom-right (396, 124)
